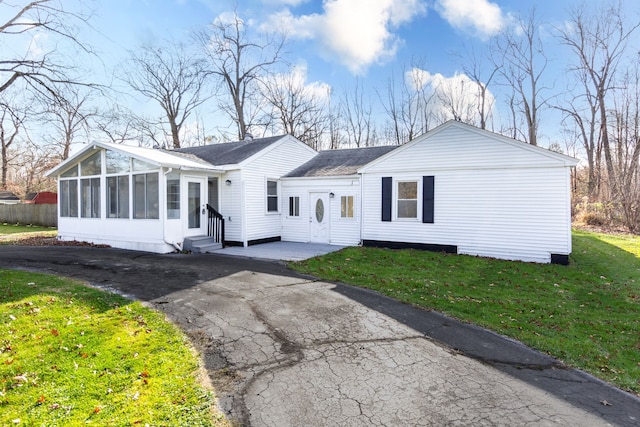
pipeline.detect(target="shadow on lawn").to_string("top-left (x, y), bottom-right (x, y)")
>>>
top-left (326, 238), bottom-right (640, 427)
top-left (0, 245), bottom-right (302, 303)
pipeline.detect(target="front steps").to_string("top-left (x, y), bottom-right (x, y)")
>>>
top-left (183, 236), bottom-right (222, 254)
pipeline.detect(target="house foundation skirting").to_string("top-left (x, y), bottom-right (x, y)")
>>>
top-left (550, 254), bottom-right (570, 265)
top-left (248, 236), bottom-right (281, 246)
top-left (362, 240), bottom-right (457, 254)
top-left (224, 236), bottom-right (281, 247)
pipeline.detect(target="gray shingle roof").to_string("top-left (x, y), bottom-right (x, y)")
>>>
top-left (285, 145), bottom-right (399, 177)
top-left (0, 190), bottom-right (19, 200)
top-left (174, 135), bottom-right (286, 166)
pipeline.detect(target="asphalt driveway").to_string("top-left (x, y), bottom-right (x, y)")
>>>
top-left (0, 246), bottom-right (638, 426)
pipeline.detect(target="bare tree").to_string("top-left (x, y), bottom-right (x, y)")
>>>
top-left (0, 99), bottom-right (26, 188)
top-left (94, 104), bottom-right (139, 145)
top-left (341, 79), bottom-right (377, 147)
top-left (39, 85), bottom-right (95, 160)
top-left (120, 41), bottom-right (209, 149)
top-left (196, 13), bottom-right (286, 140)
top-left (326, 99), bottom-right (344, 150)
top-left (11, 139), bottom-right (57, 196)
top-left (556, 1), bottom-right (640, 198)
top-left (434, 73), bottom-right (480, 125)
top-left (380, 68), bottom-right (420, 145)
top-left (493, 8), bottom-right (549, 146)
top-left (557, 73), bottom-right (602, 198)
top-left (608, 62), bottom-right (640, 230)
top-left (0, 0), bottom-right (94, 96)
top-left (460, 47), bottom-right (499, 130)
top-left (260, 70), bottom-right (329, 149)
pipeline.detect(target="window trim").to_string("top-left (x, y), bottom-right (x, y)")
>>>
top-left (133, 172), bottom-right (160, 220)
top-left (340, 195), bottom-right (355, 219)
top-left (266, 179), bottom-right (279, 213)
top-left (166, 174), bottom-right (181, 220)
top-left (59, 179), bottom-right (78, 217)
top-left (106, 175), bottom-right (130, 219)
top-left (80, 177), bottom-right (101, 218)
top-left (395, 179), bottom-right (420, 221)
top-left (288, 196), bottom-right (300, 217)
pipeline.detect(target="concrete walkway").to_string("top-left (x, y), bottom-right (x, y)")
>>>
top-left (214, 241), bottom-right (345, 261)
top-left (0, 246), bottom-right (638, 426)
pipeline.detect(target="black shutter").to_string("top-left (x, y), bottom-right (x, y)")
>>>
top-left (382, 177), bottom-right (392, 222)
top-left (422, 176), bottom-right (434, 223)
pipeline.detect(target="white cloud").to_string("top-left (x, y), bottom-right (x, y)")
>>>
top-left (435, 0), bottom-right (504, 38)
top-left (406, 67), bottom-right (496, 125)
top-left (265, 0), bottom-right (427, 75)
top-left (264, 63), bottom-right (332, 102)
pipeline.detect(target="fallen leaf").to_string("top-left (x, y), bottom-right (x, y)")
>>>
top-left (601, 400), bottom-right (612, 406)
top-left (37, 395), bottom-right (45, 404)
top-left (93, 406), bottom-right (101, 414)
top-left (50, 329), bottom-right (59, 337)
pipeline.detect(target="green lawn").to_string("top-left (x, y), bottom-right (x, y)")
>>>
top-left (292, 229), bottom-right (640, 395)
top-left (0, 223), bottom-right (56, 235)
top-left (0, 270), bottom-right (229, 426)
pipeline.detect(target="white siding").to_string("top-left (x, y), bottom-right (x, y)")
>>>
top-left (281, 177), bottom-right (361, 245)
top-left (58, 217), bottom-right (171, 252)
top-left (360, 123), bottom-right (575, 263)
top-left (220, 170), bottom-right (244, 243)
top-left (242, 137), bottom-right (317, 244)
top-left (362, 166), bottom-right (572, 263)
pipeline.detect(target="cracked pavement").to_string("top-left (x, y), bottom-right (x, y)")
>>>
top-left (0, 246), bottom-right (638, 426)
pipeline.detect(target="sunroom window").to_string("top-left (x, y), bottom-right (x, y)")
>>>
top-left (60, 180), bottom-right (78, 217)
top-left (80, 152), bottom-right (101, 176)
top-left (107, 175), bottom-right (129, 218)
top-left (166, 173), bottom-right (180, 219)
top-left (133, 173), bottom-right (159, 219)
top-left (81, 177), bottom-right (101, 218)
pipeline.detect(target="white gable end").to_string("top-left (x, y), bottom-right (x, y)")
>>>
top-left (361, 121), bottom-right (577, 174)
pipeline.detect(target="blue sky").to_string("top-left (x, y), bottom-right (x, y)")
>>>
top-left (52, 1), bottom-right (640, 147)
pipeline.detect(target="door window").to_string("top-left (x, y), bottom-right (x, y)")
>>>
top-left (188, 182), bottom-right (201, 229)
top-left (315, 198), bottom-right (324, 223)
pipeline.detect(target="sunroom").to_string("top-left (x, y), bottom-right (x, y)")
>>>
top-left (46, 142), bottom-right (224, 253)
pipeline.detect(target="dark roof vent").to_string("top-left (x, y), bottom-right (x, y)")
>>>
top-left (244, 132), bottom-right (253, 141)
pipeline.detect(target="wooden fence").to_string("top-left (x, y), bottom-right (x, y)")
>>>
top-left (0, 204), bottom-right (57, 227)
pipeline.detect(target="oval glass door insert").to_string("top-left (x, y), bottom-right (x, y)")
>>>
top-left (315, 198), bottom-right (324, 223)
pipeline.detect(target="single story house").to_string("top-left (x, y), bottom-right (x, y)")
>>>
top-left (46, 121), bottom-right (578, 263)
top-left (0, 190), bottom-right (20, 205)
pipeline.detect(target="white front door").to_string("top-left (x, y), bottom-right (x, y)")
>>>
top-left (309, 192), bottom-right (330, 243)
top-left (186, 177), bottom-right (207, 236)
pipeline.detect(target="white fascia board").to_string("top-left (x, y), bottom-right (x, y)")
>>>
top-left (46, 141), bottom-right (220, 177)
top-left (358, 121), bottom-right (579, 173)
top-left (280, 174), bottom-right (361, 181)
